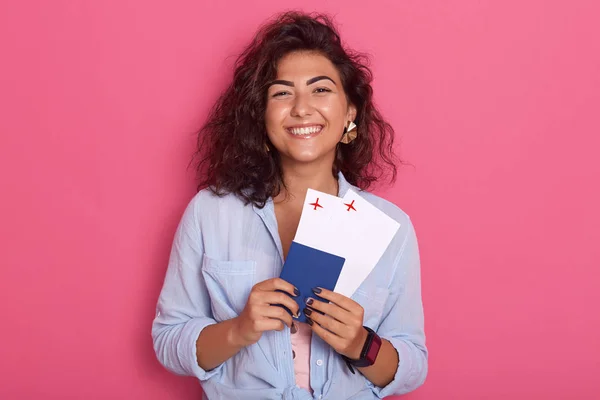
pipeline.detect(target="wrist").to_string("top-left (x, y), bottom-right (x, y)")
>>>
top-left (341, 326), bottom-right (382, 371)
top-left (346, 327), bottom-right (369, 360)
top-left (227, 317), bottom-right (247, 349)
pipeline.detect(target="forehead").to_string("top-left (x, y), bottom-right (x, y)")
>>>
top-left (275, 51), bottom-right (341, 81)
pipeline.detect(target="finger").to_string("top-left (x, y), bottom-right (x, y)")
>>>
top-left (307, 317), bottom-right (343, 350)
top-left (312, 287), bottom-right (362, 314)
top-left (256, 278), bottom-right (299, 298)
top-left (305, 297), bottom-right (352, 324)
top-left (262, 292), bottom-right (301, 317)
top-left (260, 305), bottom-right (293, 327)
top-left (255, 318), bottom-right (286, 332)
top-left (304, 307), bottom-right (348, 338)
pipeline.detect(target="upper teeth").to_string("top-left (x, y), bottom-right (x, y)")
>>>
top-left (289, 126), bottom-right (322, 135)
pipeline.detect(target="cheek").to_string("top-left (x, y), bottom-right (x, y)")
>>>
top-left (315, 97), bottom-right (346, 124)
top-left (265, 102), bottom-right (289, 129)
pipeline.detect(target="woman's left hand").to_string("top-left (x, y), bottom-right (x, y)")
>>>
top-left (303, 287), bottom-right (368, 360)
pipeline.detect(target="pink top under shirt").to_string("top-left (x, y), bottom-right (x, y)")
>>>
top-left (290, 321), bottom-right (313, 394)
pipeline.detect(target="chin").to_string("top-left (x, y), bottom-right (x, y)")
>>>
top-left (284, 149), bottom-right (336, 165)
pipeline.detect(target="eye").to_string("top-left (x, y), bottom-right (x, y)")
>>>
top-left (314, 87), bottom-right (332, 93)
top-left (272, 91), bottom-right (290, 97)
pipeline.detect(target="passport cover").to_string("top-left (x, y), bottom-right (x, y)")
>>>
top-left (278, 241), bottom-right (345, 323)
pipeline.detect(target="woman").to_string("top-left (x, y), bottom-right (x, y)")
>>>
top-left (152, 11), bottom-right (427, 400)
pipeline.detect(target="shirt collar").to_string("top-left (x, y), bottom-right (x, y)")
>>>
top-left (336, 171), bottom-right (353, 197)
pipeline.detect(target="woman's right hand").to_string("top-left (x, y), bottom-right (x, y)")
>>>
top-left (230, 278), bottom-right (300, 347)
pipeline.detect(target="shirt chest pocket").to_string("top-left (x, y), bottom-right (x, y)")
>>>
top-left (201, 254), bottom-right (257, 322)
top-left (352, 286), bottom-right (390, 331)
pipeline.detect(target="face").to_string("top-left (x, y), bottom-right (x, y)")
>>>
top-left (265, 51), bottom-right (356, 167)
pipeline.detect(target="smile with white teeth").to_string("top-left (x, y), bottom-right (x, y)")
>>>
top-left (287, 125), bottom-right (323, 136)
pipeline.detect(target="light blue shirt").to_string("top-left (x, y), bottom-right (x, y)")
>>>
top-left (152, 173), bottom-right (428, 399)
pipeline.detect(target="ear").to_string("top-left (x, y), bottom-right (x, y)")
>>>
top-left (346, 103), bottom-right (357, 123)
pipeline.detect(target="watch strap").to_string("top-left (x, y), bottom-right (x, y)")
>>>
top-left (342, 326), bottom-right (382, 373)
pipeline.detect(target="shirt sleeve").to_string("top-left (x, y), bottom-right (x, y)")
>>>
top-left (367, 217), bottom-right (429, 397)
top-left (151, 197), bottom-right (223, 381)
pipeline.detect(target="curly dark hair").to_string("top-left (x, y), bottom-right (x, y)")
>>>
top-left (193, 11), bottom-right (399, 207)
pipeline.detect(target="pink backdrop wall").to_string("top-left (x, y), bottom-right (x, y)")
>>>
top-left (1, 1), bottom-right (599, 399)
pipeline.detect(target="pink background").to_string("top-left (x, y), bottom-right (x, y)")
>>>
top-left (1, 1), bottom-right (599, 399)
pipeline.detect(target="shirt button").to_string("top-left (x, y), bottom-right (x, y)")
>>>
top-left (316, 359), bottom-right (323, 366)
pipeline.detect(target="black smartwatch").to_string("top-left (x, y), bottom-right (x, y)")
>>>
top-left (341, 326), bottom-right (382, 374)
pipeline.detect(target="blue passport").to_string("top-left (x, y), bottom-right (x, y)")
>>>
top-left (278, 241), bottom-right (346, 323)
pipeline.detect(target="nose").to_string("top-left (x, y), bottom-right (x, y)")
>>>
top-left (290, 92), bottom-right (314, 117)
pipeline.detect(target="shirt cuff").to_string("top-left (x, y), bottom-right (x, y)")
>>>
top-left (366, 337), bottom-right (427, 398)
top-left (180, 317), bottom-right (223, 381)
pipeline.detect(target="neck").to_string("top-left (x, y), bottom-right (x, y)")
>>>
top-left (275, 158), bottom-right (339, 203)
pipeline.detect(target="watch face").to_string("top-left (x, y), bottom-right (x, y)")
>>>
top-left (365, 335), bottom-right (382, 364)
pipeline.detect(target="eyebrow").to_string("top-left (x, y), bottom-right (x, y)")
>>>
top-left (268, 75), bottom-right (336, 88)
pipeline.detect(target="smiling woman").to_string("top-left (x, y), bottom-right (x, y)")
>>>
top-left (152, 11), bottom-right (428, 400)
top-left (192, 12), bottom-right (398, 209)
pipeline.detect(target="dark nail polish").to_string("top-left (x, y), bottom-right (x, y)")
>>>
top-left (305, 298), bottom-right (314, 306)
top-left (306, 317), bottom-right (313, 326)
top-left (312, 287), bottom-right (322, 294)
top-left (293, 287), bottom-right (300, 297)
top-left (303, 308), bottom-right (312, 316)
